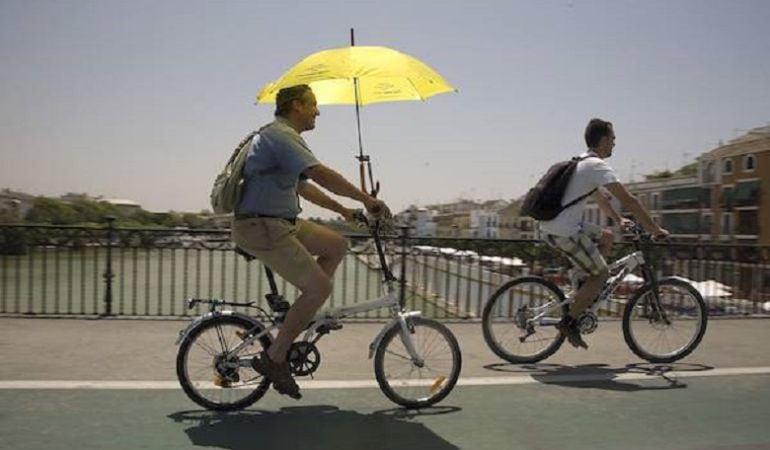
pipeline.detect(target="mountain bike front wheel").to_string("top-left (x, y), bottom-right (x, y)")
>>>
top-left (622, 277), bottom-right (708, 363)
top-left (374, 317), bottom-right (462, 409)
top-left (176, 315), bottom-right (272, 411)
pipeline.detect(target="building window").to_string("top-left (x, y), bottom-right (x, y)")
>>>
top-left (721, 186), bottom-right (733, 209)
top-left (661, 187), bottom-right (702, 210)
top-left (733, 180), bottom-right (760, 207)
top-left (662, 212), bottom-right (700, 235)
top-left (702, 214), bottom-right (712, 235)
top-left (743, 154), bottom-right (756, 172)
top-left (736, 210), bottom-right (759, 235)
top-left (652, 193), bottom-right (660, 210)
top-left (722, 213), bottom-right (732, 235)
top-left (723, 158), bottom-right (733, 175)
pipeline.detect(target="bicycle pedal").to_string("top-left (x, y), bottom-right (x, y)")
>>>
top-left (317, 322), bottom-right (343, 334)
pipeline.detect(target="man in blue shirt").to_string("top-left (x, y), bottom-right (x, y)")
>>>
top-left (232, 84), bottom-right (389, 399)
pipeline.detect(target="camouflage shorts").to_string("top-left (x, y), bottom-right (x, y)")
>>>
top-left (544, 222), bottom-right (608, 276)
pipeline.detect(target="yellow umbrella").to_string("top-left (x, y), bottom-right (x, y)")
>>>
top-left (256, 46), bottom-right (456, 105)
top-left (256, 35), bottom-right (456, 195)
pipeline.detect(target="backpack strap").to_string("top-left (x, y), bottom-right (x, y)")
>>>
top-left (560, 155), bottom-right (598, 211)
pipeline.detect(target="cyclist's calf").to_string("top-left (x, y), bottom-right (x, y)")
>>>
top-left (298, 270), bottom-right (334, 310)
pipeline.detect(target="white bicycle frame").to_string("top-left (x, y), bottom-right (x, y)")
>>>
top-left (213, 278), bottom-right (426, 370)
top-left (527, 249), bottom-right (647, 324)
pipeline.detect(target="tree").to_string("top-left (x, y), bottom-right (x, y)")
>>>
top-left (25, 198), bottom-right (78, 224)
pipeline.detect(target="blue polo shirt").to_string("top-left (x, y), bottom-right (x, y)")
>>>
top-left (237, 118), bottom-right (320, 218)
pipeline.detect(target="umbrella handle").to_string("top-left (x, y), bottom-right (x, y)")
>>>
top-left (359, 159), bottom-right (367, 193)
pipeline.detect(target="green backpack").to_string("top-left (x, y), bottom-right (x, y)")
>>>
top-left (209, 131), bottom-right (258, 215)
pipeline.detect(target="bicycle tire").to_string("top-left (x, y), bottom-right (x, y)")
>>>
top-left (482, 276), bottom-right (569, 364)
top-left (622, 277), bottom-right (708, 363)
top-left (176, 315), bottom-right (272, 411)
top-left (374, 317), bottom-right (461, 409)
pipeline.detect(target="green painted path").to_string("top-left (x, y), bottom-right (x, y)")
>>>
top-left (2, 374), bottom-right (769, 450)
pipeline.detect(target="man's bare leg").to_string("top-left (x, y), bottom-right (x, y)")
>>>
top-left (267, 226), bottom-right (347, 363)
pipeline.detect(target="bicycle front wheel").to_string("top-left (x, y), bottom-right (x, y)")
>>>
top-left (622, 277), bottom-right (708, 363)
top-left (374, 317), bottom-right (461, 409)
top-left (482, 276), bottom-right (568, 364)
top-left (176, 315), bottom-right (272, 411)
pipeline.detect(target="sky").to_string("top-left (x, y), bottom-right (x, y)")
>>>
top-left (1, 0), bottom-right (769, 219)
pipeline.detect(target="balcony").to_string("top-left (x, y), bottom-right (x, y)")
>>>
top-left (733, 180), bottom-right (760, 208)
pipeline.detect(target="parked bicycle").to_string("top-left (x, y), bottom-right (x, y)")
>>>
top-left (175, 212), bottom-right (461, 411)
top-left (482, 223), bottom-right (708, 364)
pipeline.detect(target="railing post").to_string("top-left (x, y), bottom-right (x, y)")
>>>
top-left (399, 226), bottom-right (409, 308)
top-left (102, 216), bottom-right (116, 316)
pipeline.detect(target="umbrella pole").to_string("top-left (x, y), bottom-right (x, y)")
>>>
top-left (351, 28), bottom-right (378, 198)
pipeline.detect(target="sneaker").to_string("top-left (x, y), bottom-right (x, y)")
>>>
top-left (251, 352), bottom-right (302, 399)
top-left (555, 318), bottom-right (589, 350)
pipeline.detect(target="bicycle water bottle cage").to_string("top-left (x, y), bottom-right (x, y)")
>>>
top-left (265, 293), bottom-right (290, 314)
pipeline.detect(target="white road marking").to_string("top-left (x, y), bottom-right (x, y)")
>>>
top-left (0, 366), bottom-right (768, 390)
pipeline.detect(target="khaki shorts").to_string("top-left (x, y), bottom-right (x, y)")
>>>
top-left (231, 217), bottom-right (324, 289)
top-left (544, 222), bottom-right (608, 276)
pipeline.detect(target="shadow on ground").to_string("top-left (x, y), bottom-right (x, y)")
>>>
top-left (168, 404), bottom-right (461, 450)
top-left (483, 362), bottom-right (714, 391)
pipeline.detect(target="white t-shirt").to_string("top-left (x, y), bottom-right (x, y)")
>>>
top-left (539, 151), bottom-right (619, 237)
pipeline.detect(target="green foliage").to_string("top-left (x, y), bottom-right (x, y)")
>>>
top-left (20, 197), bottom-right (216, 228)
top-left (645, 162), bottom-right (697, 180)
top-left (25, 197), bottom-right (79, 224)
top-left (0, 208), bottom-right (20, 224)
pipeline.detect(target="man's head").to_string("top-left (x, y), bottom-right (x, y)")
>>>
top-left (584, 118), bottom-right (615, 158)
top-left (275, 84), bottom-right (319, 132)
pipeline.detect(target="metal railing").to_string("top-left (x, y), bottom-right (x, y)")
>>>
top-left (1, 222), bottom-right (769, 319)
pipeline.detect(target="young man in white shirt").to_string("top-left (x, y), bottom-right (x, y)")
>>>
top-left (539, 118), bottom-right (669, 349)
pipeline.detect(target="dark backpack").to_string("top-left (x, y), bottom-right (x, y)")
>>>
top-left (520, 155), bottom-right (597, 221)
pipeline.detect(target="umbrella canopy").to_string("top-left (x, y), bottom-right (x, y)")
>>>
top-left (256, 46), bottom-right (456, 105)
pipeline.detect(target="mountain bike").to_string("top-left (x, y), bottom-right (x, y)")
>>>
top-left (175, 212), bottom-right (461, 411)
top-left (482, 223), bottom-right (707, 364)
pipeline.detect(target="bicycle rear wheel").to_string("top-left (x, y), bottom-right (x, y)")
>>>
top-left (374, 317), bottom-right (461, 409)
top-left (176, 315), bottom-right (272, 411)
top-left (482, 276), bottom-right (568, 363)
top-left (622, 277), bottom-right (708, 363)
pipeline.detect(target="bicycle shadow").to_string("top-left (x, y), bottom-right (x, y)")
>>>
top-left (483, 362), bottom-right (714, 391)
top-left (168, 405), bottom-right (461, 450)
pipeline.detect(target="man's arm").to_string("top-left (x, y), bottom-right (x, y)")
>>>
top-left (297, 181), bottom-right (353, 220)
top-left (593, 188), bottom-right (630, 227)
top-left (304, 164), bottom-right (388, 215)
top-left (604, 182), bottom-right (667, 235)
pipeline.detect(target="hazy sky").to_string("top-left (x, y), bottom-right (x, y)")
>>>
top-left (1, 0), bottom-right (769, 218)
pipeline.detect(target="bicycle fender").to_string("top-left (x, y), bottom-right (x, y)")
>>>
top-left (367, 311), bottom-right (422, 359)
top-left (175, 310), bottom-right (263, 345)
top-left (662, 276), bottom-right (694, 285)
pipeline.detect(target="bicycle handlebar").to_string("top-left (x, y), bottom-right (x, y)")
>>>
top-left (623, 221), bottom-right (669, 243)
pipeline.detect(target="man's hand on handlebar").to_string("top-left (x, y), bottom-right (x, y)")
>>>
top-left (623, 220), bottom-right (671, 241)
top-left (340, 208), bottom-right (357, 222)
top-left (653, 227), bottom-right (670, 241)
top-left (363, 197), bottom-right (391, 219)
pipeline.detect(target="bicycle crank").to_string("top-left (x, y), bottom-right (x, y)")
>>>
top-left (577, 311), bottom-right (598, 334)
top-left (287, 342), bottom-right (321, 377)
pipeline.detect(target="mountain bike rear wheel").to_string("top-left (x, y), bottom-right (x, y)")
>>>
top-left (482, 276), bottom-right (569, 363)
